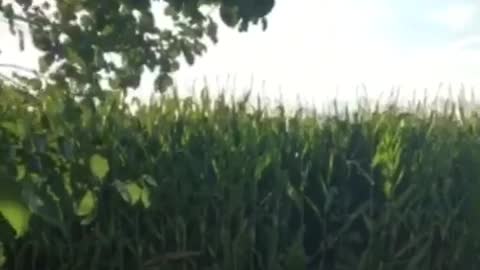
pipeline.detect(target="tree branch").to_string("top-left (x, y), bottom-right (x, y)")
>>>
top-left (0, 63), bottom-right (39, 76)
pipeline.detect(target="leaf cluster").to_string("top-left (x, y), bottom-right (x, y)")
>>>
top-left (0, 0), bottom-right (275, 95)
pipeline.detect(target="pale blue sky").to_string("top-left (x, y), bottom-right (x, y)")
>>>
top-left (1, 0), bottom-right (480, 108)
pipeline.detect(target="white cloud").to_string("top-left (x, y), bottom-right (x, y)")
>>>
top-left (449, 35), bottom-right (480, 50)
top-left (428, 4), bottom-right (476, 32)
top-left (2, 0), bottom-right (480, 109)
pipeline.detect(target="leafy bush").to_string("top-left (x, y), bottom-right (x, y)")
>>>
top-left (1, 84), bottom-right (480, 269)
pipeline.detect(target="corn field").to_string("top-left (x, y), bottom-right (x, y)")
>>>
top-left (1, 84), bottom-right (480, 270)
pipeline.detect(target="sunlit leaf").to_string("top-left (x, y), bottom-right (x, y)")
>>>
top-left (140, 186), bottom-right (151, 208)
top-left (0, 181), bottom-right (31, 238)
top-left (126, 182), bottom-right (142, 205)
top-left (141, 174), bottom-right (158, 187)
top-left (75, 190), bottom-right (96, 217)
top-left (0, 120), bottom-right (25, 139)
top-left (113, 180), bottom-right (142, 205)
top-left (16, 165), bottom-right (26, 180)
top-left (89, 154), bottom-right (109, 180)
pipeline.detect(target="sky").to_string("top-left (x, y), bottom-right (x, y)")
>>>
top-left (1, 0), bottom-right (480, 109)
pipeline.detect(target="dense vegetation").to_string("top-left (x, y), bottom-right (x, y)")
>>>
top-left (1, 83), bottom-right (480, 269)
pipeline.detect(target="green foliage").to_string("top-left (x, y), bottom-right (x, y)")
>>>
top-left (75, 190), bottom-right (96, 217)
top-left (0, 242), bottom-right (5, 268)
top-left (89, 154), bottom-right (109, 180)
top-left (0, 181), bottom-right (30, 238)
top-left (1, 84), bottom-right (480, 269)
top-left (0, 0), bottom-right (275, 94)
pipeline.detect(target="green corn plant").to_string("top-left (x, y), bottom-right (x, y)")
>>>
top-left (1, 83), bottom-right (480, 270)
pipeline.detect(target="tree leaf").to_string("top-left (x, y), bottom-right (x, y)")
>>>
top-left (220, 4), bottom-right (240, 28)
top-left (141, 187), bottom-right (151, 208)
top-left (38, 53), bottom-right (55, 73)
top-left (140, 174), bottom-right (158, 187)
top-left (192, 41), bottom-right (207, 55)
top-left (15, 0), bottom-right (32, 9)
top-left (239, 19), bottom-right (249, 32)
top-left (89, 154), bottom-right (109, 180)
top-left (181, 42), bottom-right (195, 65)
top-left (164, 6), bottom-right (177, 16)
top-left (113, 180), bottom-right (142, 205)
top-left (65, 47), bottom-right (86, 70)
top-left (0, 181), bottom-right (31, 238)
top-left (154, 73), bottom-right (173, 93)
top-left (0, 120), bottom-right (25, 139)
top-left (261, 17), bottom-right (268, 31)
top-left (0, 199), bottom-right (30, 238)
top-left (2, 4), bottom-right (15, 35)
top-left (16, 165), bottom-right (26, 180)
top-left (206, 19), bottom-right (218, 43)
top-left (125, 182), bottom-right (142, 205)
top-left (76, 190), bottom-right (96, 217)
top-left (20, 184), bottom-right (66, 234)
